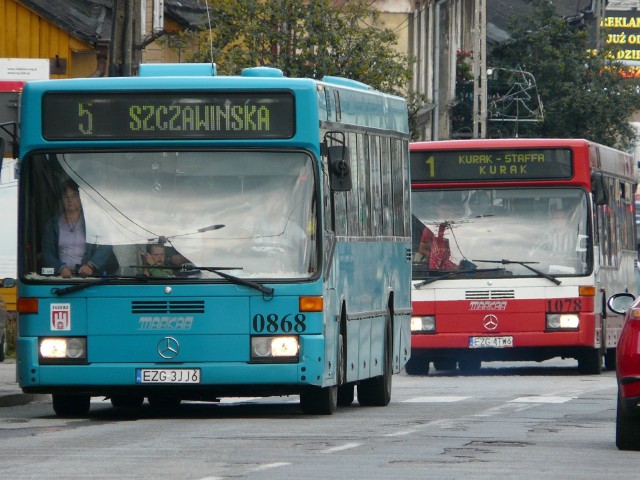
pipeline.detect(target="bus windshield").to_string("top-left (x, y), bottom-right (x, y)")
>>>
top-left (411, 187), bottom-right (590, 280)
top-left (22, 150), bottom-right (317, 281)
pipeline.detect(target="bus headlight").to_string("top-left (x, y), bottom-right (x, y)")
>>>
top-left (39, 337), bottom-right (87, 364)
top-left (546, 314), bottom-right (579, 330)
top-left (411, 315), bottom-right (436, 333)
top-left (250, 336), bottom-right (299, 363)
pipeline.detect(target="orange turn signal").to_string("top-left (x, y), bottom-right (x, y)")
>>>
top-left (578, 286), bottom-right (596, 297)
top-left (299, 296), bottom-right (323, 312)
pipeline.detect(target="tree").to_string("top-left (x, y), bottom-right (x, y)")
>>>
top-left (488, 0), bottom-right (640, 150)
top-left (161, 0), bottom-right (412, 97)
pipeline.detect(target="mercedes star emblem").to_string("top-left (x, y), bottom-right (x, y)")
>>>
top-left (157, 336), bottom-right (180, 359)
top-left (482, 314), bottom-right (499, 331)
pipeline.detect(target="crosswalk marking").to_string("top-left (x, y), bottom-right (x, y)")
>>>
top-left (510, 395), bottom-right (574, 404)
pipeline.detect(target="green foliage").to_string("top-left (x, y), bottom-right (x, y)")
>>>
top-left (159, 0), bottom-right (412, 96)
top-left (488, 0), bottom-right (640, 150)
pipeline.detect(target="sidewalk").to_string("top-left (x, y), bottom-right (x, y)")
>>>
top-left (0, 357), bottom-right (48, 407)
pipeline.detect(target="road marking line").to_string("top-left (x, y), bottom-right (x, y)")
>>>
top-left (385, 429), bottom-right (418, 437)
top-left (322, 442), bottom-right (361, 453)
top-left (402, 396), bottom-right (470, 403)
top-left (250, 462), bottom-right (291, 472)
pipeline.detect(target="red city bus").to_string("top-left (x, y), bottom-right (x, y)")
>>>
top-left (409, 138), bottom-right (638, 375)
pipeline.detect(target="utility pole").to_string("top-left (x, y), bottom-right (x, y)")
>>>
top-left (108, 0), bottom-right (142, 77)
top-left (472, 0), bottom-right (487, 138)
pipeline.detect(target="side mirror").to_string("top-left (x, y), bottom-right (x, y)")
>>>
top-left (328, 145), bottom-right (352, 192)
top-left (607, 292), bottom-right (636, 315)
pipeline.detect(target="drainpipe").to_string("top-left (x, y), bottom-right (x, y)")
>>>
top-left (433, 0), bottom-right (449, 140)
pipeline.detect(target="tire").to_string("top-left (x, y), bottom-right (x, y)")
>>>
top-left (337, 384), bottom-right (355, 406)
top-left (404, 356), bottom-right (430, 375)
top-left (357, 316), bottom-right (392, 407)
top-left (578, 349), bottom-right (602, 374)
top-left (300, 385), bottom-right (338, 415)
top-left (604, 348), bottom-right (616, 371)
top-left (616, 392), bottom-right (640, 450)
top-left (111, 395), bottom-right (144, 409)
top-left (52, 394), bottom-right (91, 417)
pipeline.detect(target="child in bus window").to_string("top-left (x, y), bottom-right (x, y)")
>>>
top-left (143, 243), bottom-right (173, 277)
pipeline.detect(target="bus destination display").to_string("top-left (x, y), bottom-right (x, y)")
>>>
top-left (410, 149), bottom-right (573, 182)
top-left (42, 92), bottom-right (295, 140)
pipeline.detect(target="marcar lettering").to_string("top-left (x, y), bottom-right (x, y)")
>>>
top-left (469, 301), bottom-right (508, 311)
top-left (138, 316), bottom-right (194, 330)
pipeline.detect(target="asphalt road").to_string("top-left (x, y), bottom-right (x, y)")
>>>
top-left (0, 358), bottom-right (634, 479)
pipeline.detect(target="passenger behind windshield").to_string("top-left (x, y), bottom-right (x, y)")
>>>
top-left (41, 180), bottom-right (118, 278)
top-left (143, 243), bottom-right (173, 277)
top-left (417, 199), bottom-right (463, 270)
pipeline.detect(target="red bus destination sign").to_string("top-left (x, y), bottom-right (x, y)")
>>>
top-left (410, 148), bottom-right (573, 182)
top-left (41, 91), bottom-right (295, 140)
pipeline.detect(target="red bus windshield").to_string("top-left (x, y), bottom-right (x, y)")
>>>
top-left (411, 187), bottom-right (590, 280)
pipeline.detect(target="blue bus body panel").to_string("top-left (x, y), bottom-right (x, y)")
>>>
top-left (16, 68), bottom-right (412, 401)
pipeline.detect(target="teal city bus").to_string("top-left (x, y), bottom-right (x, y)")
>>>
top-left (11, 64), bottom-right (412, 416)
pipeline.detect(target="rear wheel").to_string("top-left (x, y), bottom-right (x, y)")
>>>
top-left (578, 349), bottom-right (602, 374)
top-left (52, 394), bottom-right (91, 417)
top-left (604, 348), bottom-right (616, 371)
top-left (617, 392), bottom-right (640, 450)
top-left (357, 316), bottom-right (392, 406)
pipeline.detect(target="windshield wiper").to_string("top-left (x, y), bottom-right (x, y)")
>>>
top-left (195, 266), bottom-right (274, 295)
top-left (415, 268), bottom-right (504, 288)
top-left (51, 275), bottom-right (149, 296)
top-left (137, 263), bottom-right (273, 295)
top-left (473, 259), bottom-right (561, 285)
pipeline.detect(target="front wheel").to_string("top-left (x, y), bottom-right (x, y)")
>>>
top-left (52, 394), bottom-right (91, 417)
top-left (300, 385), bottom-right (337, 415)
top-left (617, 392), bottom-right (640, 450)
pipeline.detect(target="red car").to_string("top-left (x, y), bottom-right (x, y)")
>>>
top-left (608, 292), bottom-right (640, 450)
